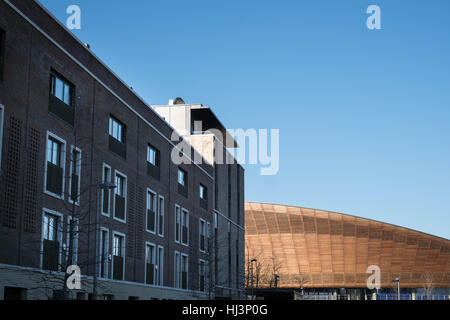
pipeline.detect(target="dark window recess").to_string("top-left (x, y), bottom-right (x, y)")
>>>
top-left (4, 287), bottom-right (27, 300)
top-left (147, 162), bottom-right (160, 180)
top-left (146, 263), bottom-right (154, 285)
top-left (109, 135), bottom-right (126, 159)
top-left (200, 235), bottom-right (205, 252)
top-left (42, 239), bottom-right (59, 271)
top-left (70, 173), bottom-right (79, 202)
top-left (102, 189), bottom-right (109, 213)
top-left (147, 209), bottom-right (155, 231)
top-left (200, 198), bottom-right (208, 210)
top-left (46, 162), bottom-right (63, 196)
top-left (181, 271), bottom-right (187, 289)
top-left (178, 183), bottom-right (188, 198)
top-left (182, 226), bottom-right (188, 244)
top-left (0, 29), bottom-right (5, 81)
top-left (113, 256), bottom-right (124, 280)
top-left (49, 73), bottom-right (74, 126)
top-left (115, 195), bottom-right (125, 220)
top-left (200, 275), bottom-right (205, 292)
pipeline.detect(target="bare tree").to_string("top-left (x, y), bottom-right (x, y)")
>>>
top-left (422, 272), bottom-right (434, 300)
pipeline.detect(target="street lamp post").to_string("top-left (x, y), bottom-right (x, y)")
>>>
top-left (93, 182), bottom-right (116, 300)
top-left (392, 278), bottom-right (400, 300)
top-left (250, 259), bottom-right (257, 300)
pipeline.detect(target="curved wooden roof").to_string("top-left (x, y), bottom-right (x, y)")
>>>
top-left (245, 202), bottom-right (450, 289)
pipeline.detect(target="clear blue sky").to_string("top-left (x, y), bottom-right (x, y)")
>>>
top-left (40, 0), bottom-right (450, 239)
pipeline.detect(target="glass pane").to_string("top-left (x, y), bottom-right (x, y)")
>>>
top-left (63, 84), bottom-right (71, 105)
top-left (54, 77), bottom-right (63, 100)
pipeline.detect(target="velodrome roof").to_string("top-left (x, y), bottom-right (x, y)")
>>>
top-left (245, 202), bottom-right (450, 289)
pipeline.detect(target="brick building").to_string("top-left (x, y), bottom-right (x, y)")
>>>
top-left (0, 0), bottom-right (244, 300)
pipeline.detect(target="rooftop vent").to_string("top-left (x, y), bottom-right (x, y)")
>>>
top-left (174, 97), bottom-right (185, 104)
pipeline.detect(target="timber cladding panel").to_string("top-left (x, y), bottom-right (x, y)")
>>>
top-left (245, 202), bottom-right (450, 289)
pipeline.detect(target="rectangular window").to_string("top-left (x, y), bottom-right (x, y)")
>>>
top-left (69, 147), bottom-right (81, 204)
top-left (181, 209), bottom-right (189, 246)
top-left (101, 164), bottom-right (112, 216)
top-left (0, 29), bottom-right (5, 81)
top-left (66, 217), bottom-right (79, 265)
top-left (178, 168), bottom-right (186, 186)
top-left (49, 72), bottom-right (74, 125)
top-left (199, 184), bottom-right (207, 210)
top-left (99, 228), bottom-right (109, 279)
top-left (174, 251), bottom-right (180, 288)
top-left (175, 205), bottom-right (181, 243)
top-left (45, 132), bottom-right (65, 198)
top-left (41, 210), bottom-right (62, 271)
top-left (145, 243), bottom-right (156, 285)
top-left (112, 233), bottom-right (125, 280)
top-left (114, 171), bottom-right (127, 222)
top-left (199, 219), bottom-right (206, 253)
top-left (158, 196), bottom-right (164, 237)
top-left (146, 189), bottom-right (156, 233)
top-left (181, 254), bottom-right (188, 290)
top-left (108, 116), bottom-right (126, 158)
top-left (157, 246), bottom-right (164, 286)
top-left (199, 259), bottom-right (206, 292)
top-left (147, 145), bottom-right (160, 180)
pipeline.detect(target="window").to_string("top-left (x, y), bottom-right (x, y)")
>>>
top-left (113, 171), bottom-right (127, 222)
top-left (199, 259), bottom-right (206, 292)
top-left (109, 116), bottom-right (126, 158)
top-left (178, 168), bottom-right (186, 186)
top-left (174, 205), bottom-right (181, 243)
top-left (158, 196), bottom-right (164, 237)
top-left (99, 228), bottom-right (109, 279)
top-left (50, 73), bottom-right (72, 105)
top-left (66, 217), bottom-right (79, 265)
top-left (147, 145), bottom-right (160, 180)
top-left (0, 29), bottom-right (5, 81)
top-left (112, 232), bottom-right (125, 280)
top-left (101, 164), bottom-right (112, 216)
top-left (157, 246), bottom-right (164, 286)
top-left (181, 254), bottom-right (188, 290)
top-left (177, 168), bottom-right (188, 197)
top-left (145, 243), bottom-right (156, 285)
top-left (181, 209), bottom-right (189, 246)
top-left (41, 210), bottom-right (62, 271)
top-left (199, 184), bottom-right (207, 210)
top-left (49, 72), bottom-right (74, 125)
top-left (45, 132), bottom-right (66, 198)
top-left (69, 147), bottom-right (81, 204)
top-left (199, 219), bottom-right (206, 253)
top-left (174, 251), bottom-right (180, 288)
top-left (109, 117), bottom-right (124, 142)
top-left (146, 189), bottom-right (156, 233)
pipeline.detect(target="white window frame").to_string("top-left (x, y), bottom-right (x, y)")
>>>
top-left (199, 184), bottom-right (206, 200)
top-left (157, 245), bottom-right (164, 286)
top-left (0, 104), bottom-right (4, 166)
top-left (174, 251), bottom-right (180, 288)
top-left (206, 222), bottom-right (211, 254)
top-left (145, 241), bottom-right (156, 285)
top-left (174, 205), bottom-right (181, 244)
top-left (68, 145), bottom-right (82, 206)
top-left (101, 163), bottom-right (112, 217)
top-left (147, 145), bottom-right (158, 166)
top-left (199, 218), bottom-right (206, 253)
top-left (40, 208), bottom-right (64, 271)
top-left (111, 231), bottom-right (126, 280)
top-left (44, 131), bottom-right (66, 200)
top-left (113, 169), bottom-right (127, 224)
top-left (99, 227), bottom-right (109, 279)
top-left (109, 116), bottom-right (124, 143)
top-left (66, 216), bottom-right (79, 265)
top-left (158, 195), bottom-right (164, 237)
top-left (181, 208), bottom-right (189, 247)
top-left (146, 188), bottom-right (157, 234)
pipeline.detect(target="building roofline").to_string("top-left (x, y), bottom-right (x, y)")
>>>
top-left (245, 201), bottom-right (450, 242)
